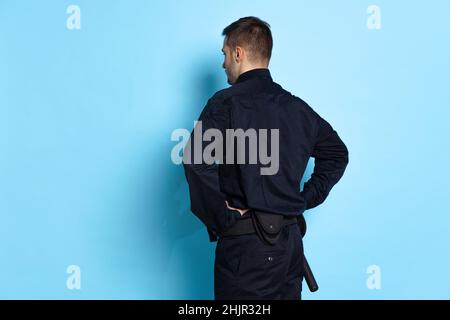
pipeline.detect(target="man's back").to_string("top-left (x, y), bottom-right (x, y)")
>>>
top-left (200, 68), bottom-right (349, 220)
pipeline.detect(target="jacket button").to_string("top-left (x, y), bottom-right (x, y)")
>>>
top-left (267, 256), bottom-right (273, 262)
top-left (269, 224), bottom-right (273, 229)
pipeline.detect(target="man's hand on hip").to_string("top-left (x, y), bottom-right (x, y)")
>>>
top-left (225, 200), bottom-right (250, 216)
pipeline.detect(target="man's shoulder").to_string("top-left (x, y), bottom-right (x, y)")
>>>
top-left (289, 93), bottom-right (315, 111)
top-left (206, 80), bottom-right (318, 116)
top-left (198, 86), bottom-right (238, 120)
top-left (271, 83), bottom-right (319, 116)
top-left (208, 83), bottom-right (247, 104)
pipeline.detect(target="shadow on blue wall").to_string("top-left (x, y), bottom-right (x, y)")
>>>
top-left (150, 57), bottom-right (225, 298)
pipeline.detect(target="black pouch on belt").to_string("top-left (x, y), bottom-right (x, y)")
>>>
top-left (250, 210), bottom-right (285, 246)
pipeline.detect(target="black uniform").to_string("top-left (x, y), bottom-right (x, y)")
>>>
top-left (183, 68), bottom-right (349, 299)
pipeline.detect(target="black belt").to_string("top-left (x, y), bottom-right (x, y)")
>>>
top-left (220, 214), bottom-right (298, 237)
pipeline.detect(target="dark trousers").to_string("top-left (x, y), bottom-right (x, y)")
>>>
top-left (214, 222), bottom-right (304, 300)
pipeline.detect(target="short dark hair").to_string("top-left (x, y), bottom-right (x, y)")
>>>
top-left (222, 16), bottom-right (273, 62)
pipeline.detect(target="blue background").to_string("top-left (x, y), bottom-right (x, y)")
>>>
top-left (1, 0), bottom-right (449, 299)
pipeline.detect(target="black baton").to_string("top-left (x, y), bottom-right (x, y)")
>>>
top-left (298, 214), bottom-right (319, 292)
top-left (303, 254), bottom-right (319, 292)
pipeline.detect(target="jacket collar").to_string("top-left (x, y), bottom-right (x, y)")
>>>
top-left (235, 68), bottom-right (272, 84)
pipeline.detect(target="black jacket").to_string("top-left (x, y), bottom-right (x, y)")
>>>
top-left (183, 68), bottom-right (349, 242)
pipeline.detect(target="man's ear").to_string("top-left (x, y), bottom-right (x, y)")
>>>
top-left (235, 46), bottom-right (244, 62)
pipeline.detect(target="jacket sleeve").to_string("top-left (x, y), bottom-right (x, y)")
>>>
top-left (182, 100), bottom-right (241, 242)
top-left (300, 115), bottom-right (349, 210)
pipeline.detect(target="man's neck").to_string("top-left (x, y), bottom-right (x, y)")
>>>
top-left (238, 64), bottom-right (269, 77)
